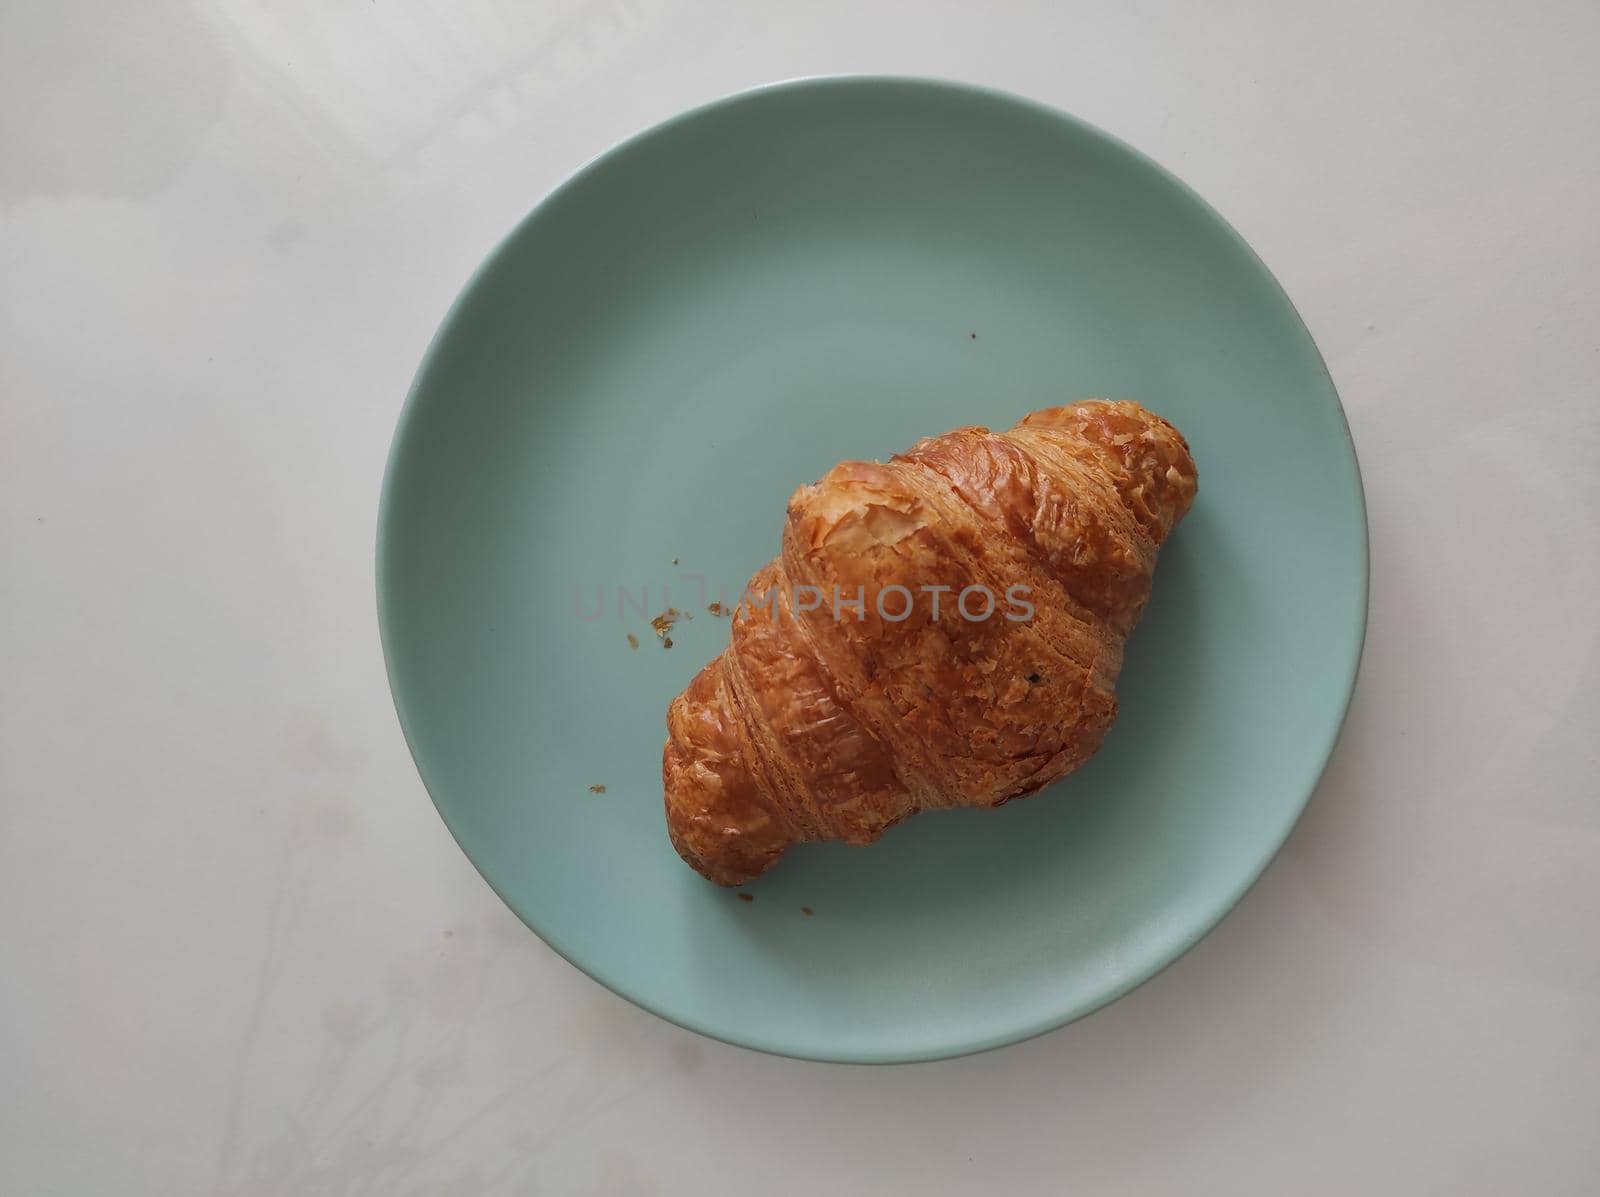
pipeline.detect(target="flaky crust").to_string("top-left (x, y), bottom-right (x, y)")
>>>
top-left (663, 400), bottom-right (1197, 885)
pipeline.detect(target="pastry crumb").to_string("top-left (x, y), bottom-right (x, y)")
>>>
top-left (736, 892), bottom-right (754, 903)
top-left (588, 784), bottom-right (606, 794)
top-left (626, 633), bottom-right (639, 650)
top-left (651, 608), bottom-right (685, 644)
top-left (800, 906), bottom-right (814, 916)
top-left (708, 601), bottom-right (730, 617)
top-left (671, 557), bottom-right (679, 565)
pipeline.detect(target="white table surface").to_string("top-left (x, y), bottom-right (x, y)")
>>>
top-left (4, 1), bottom-right (1598, 1193)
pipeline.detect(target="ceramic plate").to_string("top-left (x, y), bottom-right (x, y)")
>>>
top-left (378, 77), bottom-right (1367, 1062)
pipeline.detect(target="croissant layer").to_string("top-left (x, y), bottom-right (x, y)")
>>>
top-left (663, 400), bottom-right (1197, 885)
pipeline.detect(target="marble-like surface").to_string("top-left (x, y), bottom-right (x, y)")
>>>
top-left (3, 1), bottom-right (1597, 1193)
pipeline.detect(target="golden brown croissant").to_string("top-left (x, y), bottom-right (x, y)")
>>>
top-left (663, 400), bottom-right (1197, 885)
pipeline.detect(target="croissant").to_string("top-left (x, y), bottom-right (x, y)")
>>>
top-left (663, 399), bottom-right (1197, 885)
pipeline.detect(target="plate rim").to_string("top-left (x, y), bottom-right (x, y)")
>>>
top-left (376, 73), bottom-right (1371, 1064)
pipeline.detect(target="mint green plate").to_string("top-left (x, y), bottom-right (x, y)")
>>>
top-left (378, 77), bottom-right (1366, 1063)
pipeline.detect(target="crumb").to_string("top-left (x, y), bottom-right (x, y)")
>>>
top-left (588, 784), bottom-right (606, 794)
top-left (736, 892), bottom-right (754, 903)
top-left (969, 331), bottom-right (977, 339)
top-left (650, 608), bottom-right (686, 646)
top-left (800, 906), bottom-right (813, 916)
top-left (671, 557), bottom-right (679, 565)
top-left (626, 633), bottom-right (639, 650)
top-left (708, 601), bottom-right (730, 617)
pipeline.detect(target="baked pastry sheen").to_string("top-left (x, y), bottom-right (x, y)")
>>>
top-left (663, 400), bottom-right (1198, 885)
